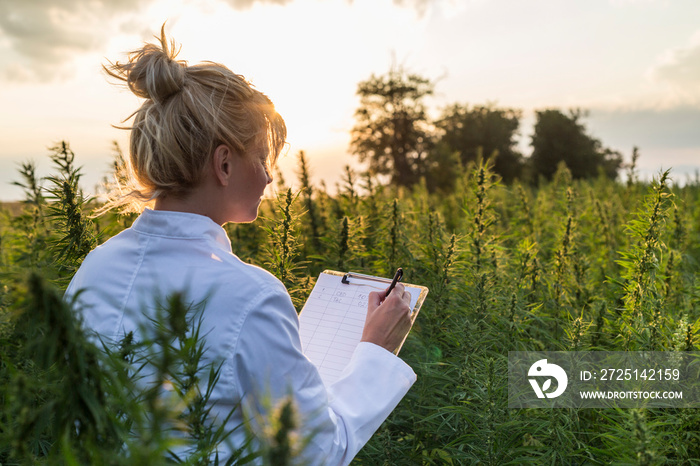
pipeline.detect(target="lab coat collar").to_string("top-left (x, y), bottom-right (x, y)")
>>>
top-left (131, 209), bottom-right (233, 253)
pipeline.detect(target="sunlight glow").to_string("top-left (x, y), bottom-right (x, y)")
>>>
top-left (1, 0), bottom-right (700, 200)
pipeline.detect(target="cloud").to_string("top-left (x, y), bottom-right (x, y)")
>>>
top-left (0, 0), bottom-right (444, 82)
top-left (391, 0), bottom-right (431, 15)
top-left (0, 0), bottom-right (153, 82)
top-left (217, 0), bottom-right (294, 8)
top-left (379, 0), bottom-right (464, 18)
top-left (587, 106), bottom-right (700, 151)
top-left (648, 31), bottom-right (700, 103)
top-left (217, 0), bottom-right (441, 13)
top-left (0, 0), bottom-right (322, 81)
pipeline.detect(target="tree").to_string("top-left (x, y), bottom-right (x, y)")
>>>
top-left (350, 66), bottom-right (434, 187)
top-left (423, 141), bottom-right (463, 193)
top-left (435, 103), bottom-right (524, 183)
top-left (530, 109), bottom-right (622, 181)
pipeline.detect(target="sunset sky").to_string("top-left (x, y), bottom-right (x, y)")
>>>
top-left (1, 0), bottom-right (699, 200)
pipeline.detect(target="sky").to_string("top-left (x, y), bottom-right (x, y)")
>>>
top-left (1, 0), bottom-right (700, 201)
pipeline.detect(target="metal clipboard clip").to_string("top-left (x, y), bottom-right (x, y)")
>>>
top-left (341, 269), bottom-right (403, 289)
top-left (341, 271), bottom-right (395, 285)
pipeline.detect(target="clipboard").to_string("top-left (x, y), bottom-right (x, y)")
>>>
top-left (298, 270), bottom-right (428, 386)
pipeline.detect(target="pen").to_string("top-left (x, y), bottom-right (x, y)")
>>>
top-left (385, 267), bottom-right (404, 298)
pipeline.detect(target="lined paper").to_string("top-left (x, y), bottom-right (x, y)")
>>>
top-left (299, 272), bottom-right (425, 386)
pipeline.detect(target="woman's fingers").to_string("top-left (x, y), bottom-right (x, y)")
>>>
top-left (361, 283), bottom-right (414, 352)
top-left (388, 284), bottom-right (411, 312)
top-left (385, 283), bottom-right (405, 302)
top-left (368, 290), bottom-right (383, 310)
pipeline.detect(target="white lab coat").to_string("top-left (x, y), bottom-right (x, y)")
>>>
top-left (65, 208), bottom-right (416, 465)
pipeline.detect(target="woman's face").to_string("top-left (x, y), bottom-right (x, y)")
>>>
top-left (225, 143), bottom-right (273, 223)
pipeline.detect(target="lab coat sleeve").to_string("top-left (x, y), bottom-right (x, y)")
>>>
top-left (232, 282), bottom-right (416, 465)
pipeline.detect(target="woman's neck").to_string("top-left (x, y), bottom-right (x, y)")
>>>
top-left (154, 188), bottom-right (225, 225)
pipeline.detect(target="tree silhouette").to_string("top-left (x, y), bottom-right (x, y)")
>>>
top-left (530, 109), bottom-right (622, 181)
top-left (436, 103), bottom-right (524, 183)
top-left (350, 66), bottom-right (434, 187)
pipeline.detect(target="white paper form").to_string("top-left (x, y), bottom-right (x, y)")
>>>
top-left (299, 271), bottom-right (427, 386)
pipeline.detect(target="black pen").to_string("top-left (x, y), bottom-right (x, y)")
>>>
top-left (385, 267), bottom-right (404, 298)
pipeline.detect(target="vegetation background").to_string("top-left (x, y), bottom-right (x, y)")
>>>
top-left (1, 68), bottom-right (699, 464)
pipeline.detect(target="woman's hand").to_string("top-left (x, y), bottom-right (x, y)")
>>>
top-left (360, 283), bottom-right (413, 353)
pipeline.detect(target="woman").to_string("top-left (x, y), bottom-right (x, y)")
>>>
top-left (66, 27), bottom-right (416, 464)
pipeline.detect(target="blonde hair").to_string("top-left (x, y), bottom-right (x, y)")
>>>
top-left (101, 25), bottom-right (286, 212)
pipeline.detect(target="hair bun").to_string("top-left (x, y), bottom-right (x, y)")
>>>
top-left (105, 25), bottom-right (186, 104)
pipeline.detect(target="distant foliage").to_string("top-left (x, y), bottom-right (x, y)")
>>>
top-left (351, 70), bottom-right (625, 188)
top-left (531, 108), bottom-right (623, 181)
top-left (435, 103), bottom-right (524, 184)
top-left (350, 65), bottom-right (434, 187)
top-left (1, 142), bottom-right (700, 464)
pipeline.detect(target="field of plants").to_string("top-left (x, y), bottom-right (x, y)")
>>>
top-left (1, 141), bottom-right (699, 464)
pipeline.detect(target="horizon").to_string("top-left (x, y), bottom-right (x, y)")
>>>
top-left (2, 0), bottom-right (699, 201)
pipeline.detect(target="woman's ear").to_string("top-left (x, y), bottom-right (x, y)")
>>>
top-left (212, 144), bottom-right (233, 186)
